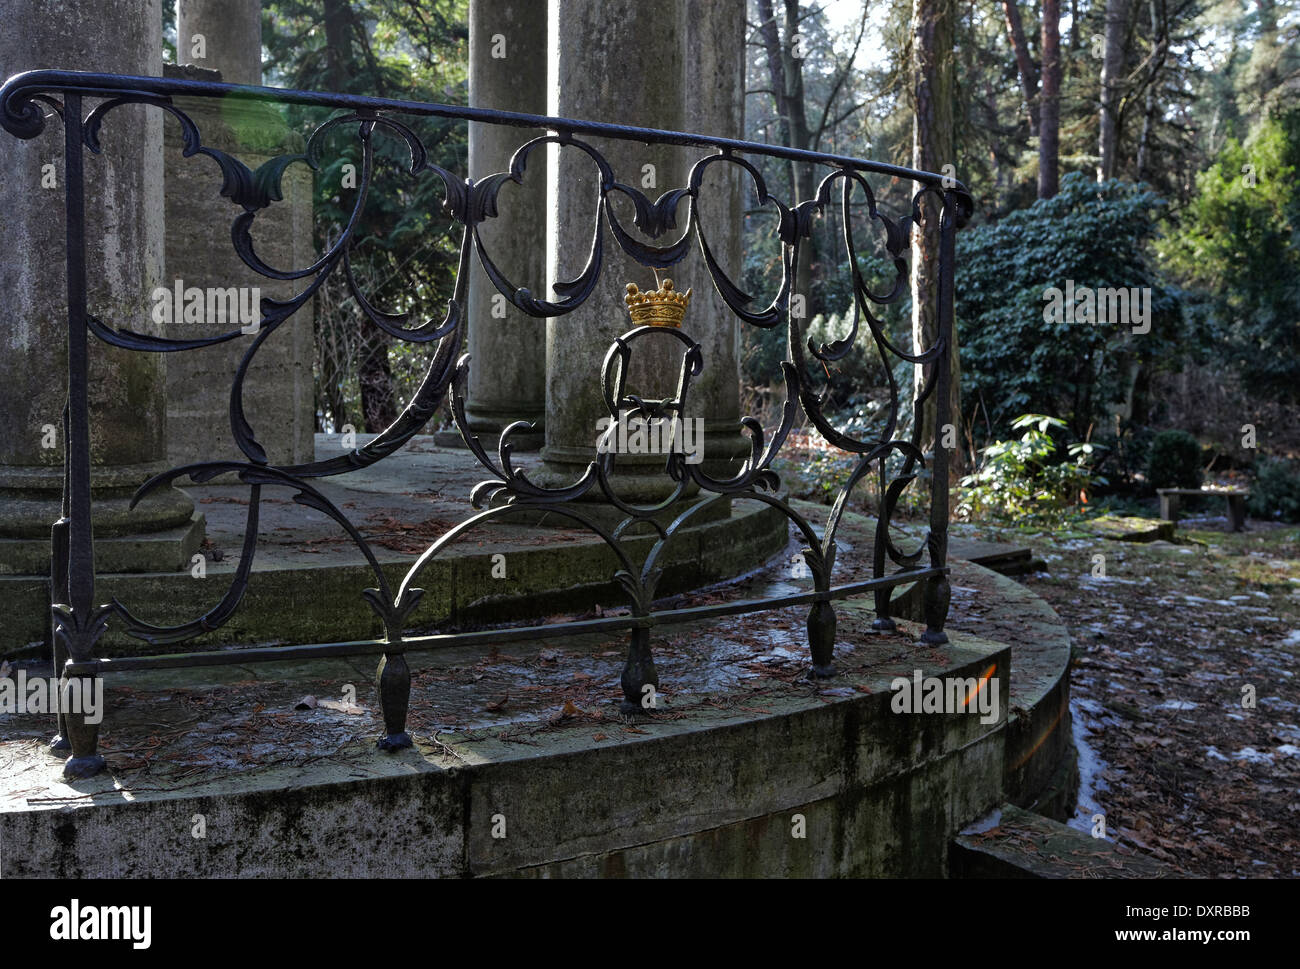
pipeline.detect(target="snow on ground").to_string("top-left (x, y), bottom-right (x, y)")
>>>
top-left (1004, 519), bottom-right (1300, 876)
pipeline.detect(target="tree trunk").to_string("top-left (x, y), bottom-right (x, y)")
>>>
top-left (323, 0), bottom-right (350, 83)
top-left (987, 84), bottom-right (1007, 200)
top-left (1038, 0), bottom-right (1061, 198)
top-left (757, 0), bottom-right (819, 312)
top-left (755, 0), bottom-right (790, 150)
top-left (911, 0), bottom-right (960, 464)
top-left (1097, 0), bottom-right (1131, 181)
top-left (1135, 0), bottom-right (1163, 179)
top-left (786, 0), bottom-right (818, 306)
top-left (1000, 0), bottom-right (1039, 135)
top-left (316, 308), bottom-right (350, 433)
top-left (323, 0), bottom-right (395, 433)
top-left (359, 335), bottom-right (398, 432)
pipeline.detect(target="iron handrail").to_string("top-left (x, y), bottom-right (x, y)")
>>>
top-left (0, 70), bottom-right (967, 778)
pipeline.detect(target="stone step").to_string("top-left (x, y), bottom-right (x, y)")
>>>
top-left (1084, 515), bottom-right (1176, 543)
top-left (950, 803), bottom-right (1172, 879)
top-left (948, 537), bottom-right (1044, 576)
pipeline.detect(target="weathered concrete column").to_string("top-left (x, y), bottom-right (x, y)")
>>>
top-left (438, 0), bottom-right (548, 450)
top-left (682, 0), bottom-right (746, 480)
top-left (0, 0), bottom-right (204, 581)
top-left (162, 64), bottom-right (315, 468)
top-left (176, 0), bottom-right (263, 85)
top-left (168, 4), bottom-right (313, 467)
top-left (540, 0), bottom-right (747, 506)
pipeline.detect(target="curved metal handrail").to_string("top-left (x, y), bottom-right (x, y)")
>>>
top-left (0, 70), bottom-right (967, 778)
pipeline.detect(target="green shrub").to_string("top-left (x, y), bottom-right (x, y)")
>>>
top-left (1160, 110), bottom-right (1300, 401)
top-left (1248, 457), bottom-right (1300, 522)
top-left (956, 414), bottom-right (1107, 525)
top-left (957, 173), bottom-right (1183, 442)
top-left (1147, 430), bottom-right (1202, 489)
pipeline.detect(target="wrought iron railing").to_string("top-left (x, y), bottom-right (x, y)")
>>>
top-left (0, 70), bottom-right (972, 779)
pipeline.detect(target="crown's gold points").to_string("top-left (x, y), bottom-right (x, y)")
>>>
top-left (624, 278), bottom-right (692, 327)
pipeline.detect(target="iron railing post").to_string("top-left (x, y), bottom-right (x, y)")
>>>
top-left (376, 648), bottom-right (413, 750)
top-left (52, 94), bottom-right (107, 778)
top-left (919, 189), bottom-right (958, 646)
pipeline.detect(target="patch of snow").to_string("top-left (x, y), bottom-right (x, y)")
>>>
top-left (1277, 745), bottom-right (1300, 758)
top-left (959, 808), bottom-right (1003, 835)
top-left (1155, 700), bottom-right (1198, 711)
top-left (1069, 697), bottom-right (1111, 836)
top-left (1233, 747), bottom-right (1275, 764)
top-left (1206, 746), bottom-right (1229, 762)
top-left (1081, 574), bottom-right (1141, 586)
top-left (1261, 696), bottom-right (1300, 714)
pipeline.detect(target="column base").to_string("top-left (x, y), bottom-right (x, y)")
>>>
top-left (0, 462), bottom-right (206, 575)
top-left (434, 425), bottom-right (546, 452)
top-left (437, 406), bottom-right (545, 452)
top-left (0, 511), bottom-right (206, 575)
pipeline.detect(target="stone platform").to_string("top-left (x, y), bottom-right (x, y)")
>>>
top-left (0, 503), bottom-right (1075, 877)
top-left (1, 434), bottom-right (789, 652)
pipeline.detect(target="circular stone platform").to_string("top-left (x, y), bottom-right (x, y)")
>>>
top-left (0, 502), bottom-right (1074, 877)
top-left (1, 434), bottom-right (790, 653)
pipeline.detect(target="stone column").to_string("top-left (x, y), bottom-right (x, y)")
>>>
top-left (682, 0), bottom-right (746, 479)
top-left (176, 0), bottom-right (263, 85)
top-left (0, 0), bottom-right (204, 579)
top-left (167, 3), bottom-right (313, 467)
top-left (162, 64), bottom-right (315, 468)
top-left (438, 0), bottom-right (548, 450)
top-left (540, 0), bottom-right (747, 507)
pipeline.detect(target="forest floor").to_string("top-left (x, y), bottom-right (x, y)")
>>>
top-left (954, 513), bottom-right (1300, 878)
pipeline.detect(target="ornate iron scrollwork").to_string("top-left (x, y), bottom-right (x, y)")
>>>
top-left (0, 69), bottom-right (971, 775)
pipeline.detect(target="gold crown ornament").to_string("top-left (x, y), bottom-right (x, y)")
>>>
top-left (624, 276), bottom-right (691, 328)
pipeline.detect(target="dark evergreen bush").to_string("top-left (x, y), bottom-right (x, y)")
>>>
top-left (1147, 429), bottom-right (1203, 489)
top-left (1248, 458), bottom-right (1300, 522)
top-left (957, 173), bottom-right (1183, 442)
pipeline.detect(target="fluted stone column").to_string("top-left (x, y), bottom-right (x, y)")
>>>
top-left (0, 0), bottom-right (203, 578)
top-left (438, 0), bottom-right (548, 450)
top-left (176, 0), bottom-right (263, 86)
top-left (540, 0), bottom-right (747, 508)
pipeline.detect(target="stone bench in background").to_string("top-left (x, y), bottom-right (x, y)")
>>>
top-left (1157, 487), bottom-right (1250, 532)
